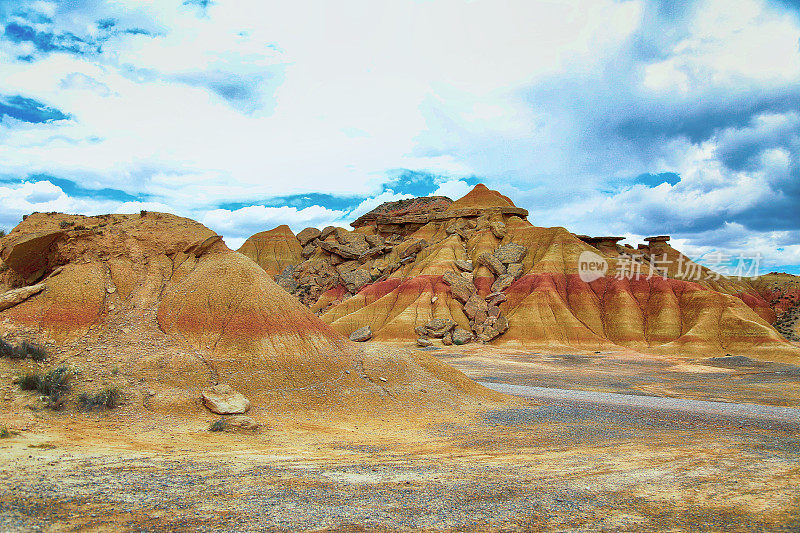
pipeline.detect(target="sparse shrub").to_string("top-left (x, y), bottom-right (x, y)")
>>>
top-left (59, 220), bottom-right (74, 229)
top-left (209, 418), bottom-right (226, 432)
top-left (18, 372), bottom-right (41, 391)
top-left (0, 229), bottom-right (5, 238)
top-left (140, 210), bottom-right (148, 217)
top-left (0, 427), bottom-right (13, 438)
top-left (18, 367), bottom-right (71, 408)
top-left (74, 224), bottom-right (87, 230)
top-left (3, 341), bottom-right (47, 361)
top-left (78, 387), bottom-right (121, 410)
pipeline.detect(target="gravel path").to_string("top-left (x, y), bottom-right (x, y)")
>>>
top-left (479, 382), bottom-right (800, 424)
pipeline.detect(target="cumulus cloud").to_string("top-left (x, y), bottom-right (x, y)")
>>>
top-left (0, 0), bottom-right (799, 271)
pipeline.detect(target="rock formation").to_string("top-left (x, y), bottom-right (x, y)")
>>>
top-left (240, 184), bottom-right (800, 362)
top-left (0, 211), bottom-right (492, 419)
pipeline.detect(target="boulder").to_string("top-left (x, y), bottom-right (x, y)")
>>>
top-left (317, 240), bottom-right (361, 259)
top-left (349, 325), bottom-right (372, 342)
top-left (464, 294), bottom-right (488, 322)
top-left (506, 263), bottom-right (524, 280)
top-left (340, 269), bottom-right (372, 294)
top-left (320, 226), bottom-right (337, 240)
top-left (398, 238), bottom-right (428, 260)
top-left (201, 384), bottom-right (250, 415)
top-left (491, 274), bottom-right (515, 293)
top-left (489, 221), bottom-right (507, 239)
top-left (365, 234), bottom-right (385, 248)
top-left (296, 227), bottom-right (322, 246)
top-left (452, 327), bottom-right (473, 345)
top-left (301, 243), bottom-right (317, 258)
top-left (416, 338), bottom-right (433, 347)
top-left (486, 291), bottom-right (507, 307)
top-left (478, 315), bottom-right (509, 342)
top-left (424, 318), bottom-right (457, 338)
top-left (442, 270), bottom-right (475, 303)
top-left (493, 243), bottom-right (527, 264)
top-left (454, 259), bottom-right (474, 272)
top-left (478, 253), bottom-right (506, 276)
top-left (414, 325), bottom-right (427, 337)
top-left (442, 332), bottom-right (453, 345)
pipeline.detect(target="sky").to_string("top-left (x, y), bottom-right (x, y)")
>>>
top-left (0, 0), bottom-right (799, 274)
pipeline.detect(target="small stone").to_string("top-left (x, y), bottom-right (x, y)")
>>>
top-left (416, 338), bottom-right (433, 347)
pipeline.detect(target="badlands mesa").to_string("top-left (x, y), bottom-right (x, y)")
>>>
top-left (1, 184), bottom-right (799, 531)
top-left (240, 184), bottom-right (800, 361)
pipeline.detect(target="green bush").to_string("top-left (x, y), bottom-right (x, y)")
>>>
top-left (78, 387), bottom-right (121, 410)
top-left (0, 427), bottom-right (12, 439)
top-left (209, 418), bottom-right (226, 432)
top-left (0, 229), bottom-right (5, 238)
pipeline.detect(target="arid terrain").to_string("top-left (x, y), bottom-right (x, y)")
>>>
top-left (1, 186), bottom-right (799, 531)
top-left (2, 341), bottom-right (800, 532)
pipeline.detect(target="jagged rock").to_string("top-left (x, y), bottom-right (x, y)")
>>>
top-left (478, 315), bottom-right (509, 342)
top-left (452, 327), bottom-right (473, 345)
top-left (416, 338), bottom-right (433, 347)
top-left (414, 325), bottom-right (427, 337)
top-left (454, 259), bottom-right (474, 272)
top-left (488, 306), bottom-right (501, 318)
top-left (464, 294), bottom-right (488, 322)
top-left (275, 266), bottom-right (298, 293)
top-left (478, 253), bottom-right (506, 276)
top-left (317, 240), bottom-right (360, 259)
top-left (335, 230), bottom-right (370, 254)
top-left (491, 274), bottom-right (515, 293)
top-left (296, 227), bottom-right (322, 246)
top-left (442, 270), bottom-right (475, 303)
top-left (489, 221), bottom-right (507, 239)
top-left (349, 326), bottom-right (372, 342)
top-left (398, 238), bottom-right (428, 260)
top-left (335, 260), bottom-right (360, 275)
top-left (486, 291), bottom-right (507, 307)
top-left (340, 269), bottom-right (371, 294)
top-left (507, 263), bottom-right (524, 280)
top-left (424, 318), bottom-right (457, 338)
top-left (201, 384), bottom-right (250, 415)
top-left (301, 243), bottom-right (317, 258)
top-left (0, 282), bottom-right (46, 311)
top-left (493, 243), bottom-right (527, 264)
top-left (442, 332), bottom-right (453, 345)
top-left (0, 230), bottom-right (65, 283)
top-left (320, 226), bottom-right (337, 239)
top-left (358, 246), bottom-right (385, 261)
top-left (365, 234), bottom-right (385, 247)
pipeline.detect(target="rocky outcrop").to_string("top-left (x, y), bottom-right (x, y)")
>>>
top-left (0, 230), bottom-right (65, 284)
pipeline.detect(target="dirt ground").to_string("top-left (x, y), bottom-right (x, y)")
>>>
top-left (1, 342), bottom-right (799, 532)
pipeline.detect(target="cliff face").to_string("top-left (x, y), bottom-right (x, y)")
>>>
top-left (245, 184), bottom-right (800, 362)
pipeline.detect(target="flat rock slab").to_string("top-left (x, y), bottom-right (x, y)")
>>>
top-left (201, 384), bottom-right (250, 415)
top-left (349, 325), bottom-right (372, 342)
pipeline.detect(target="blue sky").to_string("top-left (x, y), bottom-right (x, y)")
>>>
top-left (0, 0), bottom-right (799, 274)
